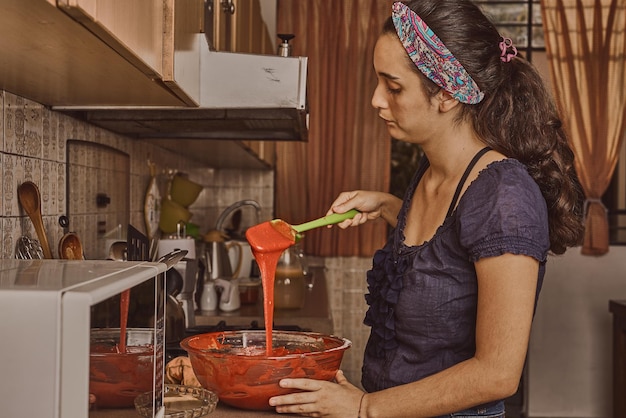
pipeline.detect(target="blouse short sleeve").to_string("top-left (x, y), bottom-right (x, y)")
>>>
top-left (456, 159), bottom-right (550, 263)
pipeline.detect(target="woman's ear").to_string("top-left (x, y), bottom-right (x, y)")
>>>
top-left (436, 90), bottom-right (461, 113)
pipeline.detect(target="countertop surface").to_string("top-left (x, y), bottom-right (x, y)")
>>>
top-left (91, 403), bottom-right (301, 418)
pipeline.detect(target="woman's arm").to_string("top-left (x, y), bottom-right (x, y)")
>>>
top-left (327, 190), bottom-right (403, 229)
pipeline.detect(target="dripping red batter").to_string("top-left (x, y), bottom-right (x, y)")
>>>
top-left (245, 220), bottom-right (295, 355)
top-left (118, 288), bottom-right (130, 353)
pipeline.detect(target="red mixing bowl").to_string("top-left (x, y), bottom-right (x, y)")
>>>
top-left (180, 330), bottom-right (351, 410)
top-left (89, 328), bottom-right (155, 408)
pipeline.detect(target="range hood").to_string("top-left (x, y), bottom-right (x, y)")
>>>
top-left (57, 35), bottom-right (309, 142)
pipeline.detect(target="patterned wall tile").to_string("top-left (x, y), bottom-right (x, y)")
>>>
top-left (4, 92), bottom-right (24, 155)
top-left (22, 156), bottom-right (42, 186)
top-left (1, 217), bottom-right (20, 259)
top-left (57, 162), bottom-right (66, 215)
top-left (42, 107), bottom-right (53, 162)
top-left (23, 98), bottom-right (43, 159)
top-left (0, 91), bottom-right (4, 153)
top-left (0, 153), bottom-right (3, 217)
top-left (57, 113), bottom-right (67, 163)
top-left (40, 160), bottom-right (54, 216)
top-left (45, 160), bottom-right (57, 215)
top-left (3, 154), bottom-right (21, 217)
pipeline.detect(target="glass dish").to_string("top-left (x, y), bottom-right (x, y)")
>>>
top-left (134, 384), bottom-right (218, 418)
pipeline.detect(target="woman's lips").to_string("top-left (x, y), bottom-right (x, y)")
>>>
top-left (381, 117), bottom-right (395, 126)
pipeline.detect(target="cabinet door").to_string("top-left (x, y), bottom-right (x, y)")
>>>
top-left (162, 0), bottom-right (204, 105)
top-left (57, 0), bottom-right (165, 78)
top-left (241, 140), bottom-right (276, 167)
top-left (214, 0), bottom-right (274, 54)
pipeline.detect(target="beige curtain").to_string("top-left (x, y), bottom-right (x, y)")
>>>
top-left (275, 0), bottom-right (394, 257)
top-left (541, 0), bottom-right (626, 255)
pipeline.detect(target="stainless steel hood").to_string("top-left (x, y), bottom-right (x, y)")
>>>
top-left (57, 35), bottom-right (309, 142)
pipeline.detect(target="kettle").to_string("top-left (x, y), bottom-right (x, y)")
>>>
top-left (165, 267), bottom-right (186, 343)
top-left (202, 230), bottom-right (242, 280)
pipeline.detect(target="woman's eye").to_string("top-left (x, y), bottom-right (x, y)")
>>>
top-left (387, 87), bottom-right (401, 95)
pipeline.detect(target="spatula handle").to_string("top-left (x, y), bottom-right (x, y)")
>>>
top-left (292, 209), bottom-right (360, 233)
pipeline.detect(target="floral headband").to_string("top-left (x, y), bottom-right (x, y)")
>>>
top-left (391, 2), bottom-right (484, 104)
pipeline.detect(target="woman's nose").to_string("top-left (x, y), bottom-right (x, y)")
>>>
top-left (371, 83), bottom-right (386, 109)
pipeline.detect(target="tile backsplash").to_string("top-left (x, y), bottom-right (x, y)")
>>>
top-left (0, 90), bottom-right (274, 259)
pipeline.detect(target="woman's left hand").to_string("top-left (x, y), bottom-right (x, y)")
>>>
top-left (269, 370), bottom-right (365, 417)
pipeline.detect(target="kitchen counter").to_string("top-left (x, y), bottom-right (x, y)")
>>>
top-left (91, 403), bottom-right (302, 418)
top-left (194, 267), bottom-right (333, 335)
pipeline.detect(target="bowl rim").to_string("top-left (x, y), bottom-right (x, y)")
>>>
top-left (180, 330), bottom-right (351, 359)
top-left (90, 327), bottom-right (156, 357)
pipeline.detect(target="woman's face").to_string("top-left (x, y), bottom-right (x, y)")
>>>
top-left (371, 34), bottom-right (439, 144)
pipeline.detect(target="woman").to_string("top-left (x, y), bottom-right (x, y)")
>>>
top-left (269, 1), bottom-right (584, 417)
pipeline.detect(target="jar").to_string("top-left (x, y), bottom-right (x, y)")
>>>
top-left (274, 247), bottom-right (305, 309)
top-left (239, 277), bottom-right (261, 305)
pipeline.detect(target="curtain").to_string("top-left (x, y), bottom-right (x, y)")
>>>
top-left (541, 0), bottom-right (626, 255)
top-left (275, 0), bottom-right (394, 257)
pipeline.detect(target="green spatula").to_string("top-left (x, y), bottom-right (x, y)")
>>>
top-left (290, 209), bottom-right (360, 234)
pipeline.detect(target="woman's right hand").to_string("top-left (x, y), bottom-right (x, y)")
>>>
top-left (326, 190), bottom-right (402, 229)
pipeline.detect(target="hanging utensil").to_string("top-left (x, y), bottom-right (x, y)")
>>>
top-left (17, 181), bottom-right (53, 259)
top-left (57, 215), bottom-right (85, 260)
top-left (108, 241), bottom-right (127, 261)
top-left (15, 236), bottom-right (44, 259)
top-left (59, 232), bottom-right (85, 260)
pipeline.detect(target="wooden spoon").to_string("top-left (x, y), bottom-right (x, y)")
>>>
top-left (17, 181), bottom-right (53, 259)
top-left (59, 232), bottom-right (85, 260)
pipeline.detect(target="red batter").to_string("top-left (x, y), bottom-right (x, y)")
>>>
top-left (118, 288), bottom-right (130, 353)
top-left (245, 220), bottom-right (296, 355)
top-left (182, 331), bottom-right (348, 411)
top-left (90, 343), bottom-right (154, 408)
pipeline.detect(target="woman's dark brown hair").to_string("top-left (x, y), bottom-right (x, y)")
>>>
top-left (383, 0), bottom-right (585, 254)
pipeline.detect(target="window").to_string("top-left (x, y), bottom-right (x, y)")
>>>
top-left (474, 0), bottom-right (544, 60)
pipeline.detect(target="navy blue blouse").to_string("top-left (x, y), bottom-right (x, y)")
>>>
top-left (361, 158), bottom-right (550, 392)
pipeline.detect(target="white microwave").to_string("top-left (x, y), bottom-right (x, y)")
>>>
top-left (0, 259), bottom-right (167, 418)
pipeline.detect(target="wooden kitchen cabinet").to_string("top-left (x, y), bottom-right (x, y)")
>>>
top-left (211, 0), bottom-right (275, 54)
top-left (57, 0), bottom-right (203, 105)
top-left (241, 140), bottom-right (276, 167)
top-left (0, 0), bottom-right (189, 106)
top-left (161, 0), bottom-right (204, 105)
top-left (57, 0), bottom-right (166, 79)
